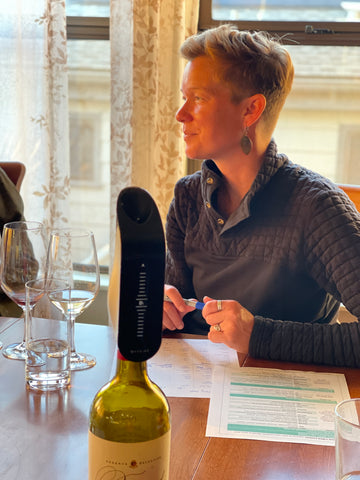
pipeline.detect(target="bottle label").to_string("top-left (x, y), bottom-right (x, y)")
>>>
top-left (88, 430), bottom-right (171, 479)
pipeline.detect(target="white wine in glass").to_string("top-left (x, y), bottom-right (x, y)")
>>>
top-left (47, 228), bottom-right (100, 371)
top-left (0, 221), bottom-right (47, 360)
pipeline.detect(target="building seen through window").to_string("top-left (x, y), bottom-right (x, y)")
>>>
top-left (67, 38), bottom-right (110, 267)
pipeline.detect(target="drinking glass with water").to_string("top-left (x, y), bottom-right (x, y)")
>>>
top-left (25, 277), bottom-right (71, 392)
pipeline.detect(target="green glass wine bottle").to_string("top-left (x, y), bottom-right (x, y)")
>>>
top-left (88, 187), bottom-right (170, 479)
top-left (88, 352), bottom-right (170, 479)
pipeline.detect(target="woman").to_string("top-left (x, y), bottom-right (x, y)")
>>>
top-left (163, 24), bottom-right (360, 367)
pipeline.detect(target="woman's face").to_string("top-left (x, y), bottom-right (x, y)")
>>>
top-left (176, 55), bottom-right (246, 161)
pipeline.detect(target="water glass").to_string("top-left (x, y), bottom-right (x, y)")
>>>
top-left (25, 278), bottom-right (71, 391)
top-left (335, 398), bottom-right (360, 480)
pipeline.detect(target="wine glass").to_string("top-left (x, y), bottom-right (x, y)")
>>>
top-left (0, 221), bottom-right (47, 360)
top-left (46, 228), bottom-right (100, 371)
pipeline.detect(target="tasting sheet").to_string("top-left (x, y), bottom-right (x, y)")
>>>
top-left (148, 338), bottom-right (238, 398)
top-left (206, 366), bottom-right (350, 446)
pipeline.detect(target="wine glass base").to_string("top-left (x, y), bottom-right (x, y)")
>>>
top-left (3, 341), bottom-right (26, 360)
top-left (70, 352), bottom-right (96, 371)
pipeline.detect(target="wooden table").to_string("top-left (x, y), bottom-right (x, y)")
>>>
top-left (1, 318), bottom-right (359, 480)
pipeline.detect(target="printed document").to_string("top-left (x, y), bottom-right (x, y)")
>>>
top-left (148, 338), bottom-right (238, 398)
top-left (206, 366), bottom-right (350, 445)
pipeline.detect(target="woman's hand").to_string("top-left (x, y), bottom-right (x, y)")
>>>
top-left (162, 284), bottom-right (195, 331)
top-left (202, 296), bottom-right (254, 354)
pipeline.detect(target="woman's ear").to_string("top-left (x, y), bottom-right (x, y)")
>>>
top-left (243, 94), bottom-right (266, 126)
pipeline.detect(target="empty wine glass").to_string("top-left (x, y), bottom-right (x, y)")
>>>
top-left (0, 221), bottom-right (47, 360)
top-left (46, 228), bottom-right (100, 371)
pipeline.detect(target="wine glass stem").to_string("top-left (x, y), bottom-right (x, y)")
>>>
top-left (69, 314), bottom-right (76, 355)
top-left (21, 307), bottom-right (26, 343)
top-left (21, 305), bottom-right (34, 349)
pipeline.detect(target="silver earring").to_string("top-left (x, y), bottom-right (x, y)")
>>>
top-left (240, 127), bottom-right (252, 155)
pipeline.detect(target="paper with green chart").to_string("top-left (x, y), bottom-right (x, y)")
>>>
top-left (206, 367), bottom-right (350, 446)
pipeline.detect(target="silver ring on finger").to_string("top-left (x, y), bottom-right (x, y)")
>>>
top-left (217, 299), bottom-right (222, 311)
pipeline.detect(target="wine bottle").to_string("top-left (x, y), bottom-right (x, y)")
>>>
top-left (88, 352), bottom-right (170, 479)
top-left (88, 187), bottom-right (170, 479)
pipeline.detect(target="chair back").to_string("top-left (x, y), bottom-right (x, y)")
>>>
top-left (338, 184), bottom-right (360, 212)
top-left (0, 162), bottom-right (26, 192)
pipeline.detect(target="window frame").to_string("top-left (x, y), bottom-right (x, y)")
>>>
top-left (199, 0), bottom-right (360, 46)
top-left (66, 16), bottom-right (109, 40)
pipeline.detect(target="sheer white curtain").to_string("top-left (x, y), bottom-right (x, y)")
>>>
top-left (0, 0), bottom-right (70, 233)
top-left (110, 0), bottom-right (199, 254)
top-left (1, 0), bottom-right (199, 261)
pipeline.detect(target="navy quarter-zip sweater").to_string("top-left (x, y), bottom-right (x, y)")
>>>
top-left (165, 140), bottom-right (360, 367)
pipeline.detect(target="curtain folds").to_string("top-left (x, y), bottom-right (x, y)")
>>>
top-left (0, 0), bottom-right (70, 233)
top-left (110, 0), bottom-right (200, 255)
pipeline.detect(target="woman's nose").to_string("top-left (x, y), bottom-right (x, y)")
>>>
top-left (176, 102), bottom-right (191, 123)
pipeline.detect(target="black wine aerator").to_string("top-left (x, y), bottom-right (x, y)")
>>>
top-left (116, 187), bottom-right (165, 361)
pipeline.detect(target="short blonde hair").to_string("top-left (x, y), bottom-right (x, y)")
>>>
top-left (181, 24), bottom-right (294, 127)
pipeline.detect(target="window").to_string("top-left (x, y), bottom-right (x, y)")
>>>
top-left (199, 0), bottom-right (360, 45)
top-left (66, 2), bottom-right (110, 271)
top-left (273, 44), bottom-right (360, 183)
top-left (66, 0), bottom-right (109, 17)
top-left (196, 1), bottom-right (360, 186)
top-left (66, 1), bottom-right (110, 325)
